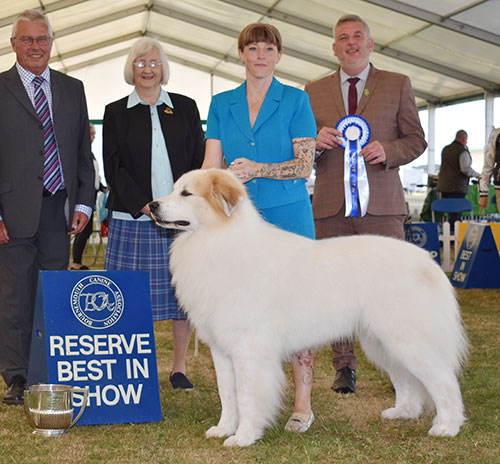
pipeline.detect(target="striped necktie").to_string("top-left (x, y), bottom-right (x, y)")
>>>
top-left (33, 76), bottom-right (62, 194)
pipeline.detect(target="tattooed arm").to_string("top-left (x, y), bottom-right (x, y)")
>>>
top-left (228, 137), bottom-right (315, 183)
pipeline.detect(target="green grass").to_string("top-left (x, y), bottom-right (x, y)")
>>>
top-left (0, 247), bottom-right (499, 463)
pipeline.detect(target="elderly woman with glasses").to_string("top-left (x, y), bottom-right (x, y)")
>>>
top-left (103, 37), bottom-right (205, 390)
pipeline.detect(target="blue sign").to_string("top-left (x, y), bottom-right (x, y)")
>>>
top-left (404, 222), bottom-right (441, 264)
top-left (28, 271), bottom-right (162, 425)
top-left (451, 224), bottom-right (500, 288)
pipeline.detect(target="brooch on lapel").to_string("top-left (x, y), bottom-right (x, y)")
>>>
top-left (164, 106), bottom-right (173, 114)
top-left (364, 89), bottom-right (370, 97)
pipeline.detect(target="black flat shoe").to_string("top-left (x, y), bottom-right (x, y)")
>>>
top-left (331, 366), bottom-right (356, 394)
top-left (2, 375), bottom-right (26, 405)
top-left (169, 372), bottom-right (194, 391)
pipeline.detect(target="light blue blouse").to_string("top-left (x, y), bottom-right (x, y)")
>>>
top-left (205, 78), bottom-right (316, 209)
top-left (113, 88), bottom-right (174, 221)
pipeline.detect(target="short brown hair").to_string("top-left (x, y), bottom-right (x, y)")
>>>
top-left (238, 23), bottom-right (282, 52)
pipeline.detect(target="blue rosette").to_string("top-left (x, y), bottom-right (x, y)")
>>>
top-left (335, 115), bottom-right (371, 217)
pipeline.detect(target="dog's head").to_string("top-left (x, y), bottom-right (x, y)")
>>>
top-left (149, 169), bottom-right (248, 232)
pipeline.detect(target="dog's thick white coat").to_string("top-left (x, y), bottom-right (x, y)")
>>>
top-left (150, 169), bottom-right (468, 447)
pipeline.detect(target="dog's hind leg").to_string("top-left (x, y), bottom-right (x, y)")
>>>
top-left (381, 342), bottom-right (465, 436)
top-left (223, 354), bottom-right (285, 447)
top-left (423, 369), bottom-right (465, 437)
top-left (387, 344), bottom-right (465, 436)
top-left (381, 366), bottom-right (427, 420)
top-left (360, 335), bottom-right (426, 420)
top-left (206, 346), bottom-right (239, 439)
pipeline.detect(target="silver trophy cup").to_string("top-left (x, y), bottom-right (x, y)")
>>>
top-left (24, 384), bottom-right (89, 436)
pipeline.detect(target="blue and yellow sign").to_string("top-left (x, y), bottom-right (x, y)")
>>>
top-left (28, 271), bottom-right (162, 425)
top-left (451, 224), bottom-right (500, 288)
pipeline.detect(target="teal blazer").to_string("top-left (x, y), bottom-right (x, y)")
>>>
top-left (206, 78), bottom-right (316, 209)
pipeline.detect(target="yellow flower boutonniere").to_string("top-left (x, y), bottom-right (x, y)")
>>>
top-left (364, 89), bottom-right (370, 97)
top-left (164, 106), bottom-right (173, 114)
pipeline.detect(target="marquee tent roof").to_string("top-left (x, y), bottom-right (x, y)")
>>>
top-left (0, 0), bottom-right (499, 108)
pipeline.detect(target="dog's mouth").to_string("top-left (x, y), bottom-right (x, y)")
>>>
top-left (152, 216), bottom-right (190, 229)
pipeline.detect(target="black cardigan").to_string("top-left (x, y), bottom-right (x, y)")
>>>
top-left (103, 92), bottom-right (205, 218)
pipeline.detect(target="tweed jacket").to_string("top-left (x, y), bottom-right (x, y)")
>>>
top-left (305, 64), bottom-right (427, 218)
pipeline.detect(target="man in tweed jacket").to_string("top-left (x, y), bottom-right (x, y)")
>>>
top-left (305, 14), bottom-right (427, 394)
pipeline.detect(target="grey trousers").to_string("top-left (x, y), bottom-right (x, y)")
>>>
top-left (0, 190), bottom-right (70, 385)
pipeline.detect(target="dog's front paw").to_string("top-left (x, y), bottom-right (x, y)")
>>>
top-left (382, 406), bottom-right (422, 420)
top-left (206, 425), bottom-right (231, 438)
top-left (223, 433), bottom-right (256, 447)
top-left (381, 407), bottom-right (399, 419)
top-left (428, 423), bottom-right (460, 437)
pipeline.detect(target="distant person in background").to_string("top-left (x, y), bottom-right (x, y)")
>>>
top-left (103, 38), bottom-right (205, 390)
top-left (70, 122), bottom-right (105, 270)
top-left (437, 130), bottom-right (479, 225)
top-left (478, 127), bottom-right (500, 213)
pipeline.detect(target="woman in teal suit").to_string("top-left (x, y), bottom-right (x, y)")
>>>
top-left (203, 23), bottom-right (317, 433)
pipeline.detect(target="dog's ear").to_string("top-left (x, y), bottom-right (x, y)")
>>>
top-left (208, 171), bottom-right (245, 218)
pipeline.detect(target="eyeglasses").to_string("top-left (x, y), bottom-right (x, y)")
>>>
top-left (133, 60), bottom-right (162, 68)
top-left (14, 36), bottom-right (51, 46)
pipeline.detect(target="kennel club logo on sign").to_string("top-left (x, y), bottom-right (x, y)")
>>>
top-left (70, 275), bottom-right (124, 329)
top-left (28, 271), bottom-right (162, 426)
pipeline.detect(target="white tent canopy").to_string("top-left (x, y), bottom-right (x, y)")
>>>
top-left (1, 0), bottom-right (499, 174)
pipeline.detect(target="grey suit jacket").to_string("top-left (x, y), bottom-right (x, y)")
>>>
top-left (305, 65), bottom-right (427, 219)
top-left (0, 65), bottom-right (95, 238)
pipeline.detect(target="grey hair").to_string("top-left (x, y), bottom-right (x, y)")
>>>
top-left (12, 9), bottom-right (53, 38)
top-left (334, 14), bottom-right (371, 37)
top-left (124, 37), bottom-right (170, 86)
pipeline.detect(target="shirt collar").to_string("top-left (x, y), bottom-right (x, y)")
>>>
top-left (340, 63), bottom-right (371, 85)
top-left (16, 62), bottom-right (51, 86)
top-left (127, 87), bottom-right (173, 109)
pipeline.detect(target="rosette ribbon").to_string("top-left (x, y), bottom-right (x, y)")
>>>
top-left (335, 115), bottom-right (371, 217)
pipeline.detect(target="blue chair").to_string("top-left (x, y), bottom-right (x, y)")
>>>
top-left (431, 198), bottom-right (473, 222)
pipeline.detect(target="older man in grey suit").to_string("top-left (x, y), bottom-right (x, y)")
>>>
top-left (0, 10), bottom-right (95, 404)
top-left (305, 14), bottom-right (427, 395)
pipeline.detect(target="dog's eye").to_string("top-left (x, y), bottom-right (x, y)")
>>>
top-left (181, 189), bottom-right (192, 197)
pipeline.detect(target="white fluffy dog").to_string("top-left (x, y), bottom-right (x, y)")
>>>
top-left (149, 168), bottom-right (468, 447)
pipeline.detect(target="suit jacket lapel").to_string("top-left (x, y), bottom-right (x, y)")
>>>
top-left (50, 68), bottom-right (61, 114)
top-left (4, 66), bottom-right (39, 121)
top-left (357, 64), bottom-right (379, 115)
top-left (229, 82), bottom-right (254, 141)
top-left (251, 77), bottom-right (282, 133)
top-left (330, 71), bottom-right (346, 118)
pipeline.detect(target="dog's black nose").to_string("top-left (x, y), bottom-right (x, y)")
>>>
top-left (149, 201), bottom-right (159, 212)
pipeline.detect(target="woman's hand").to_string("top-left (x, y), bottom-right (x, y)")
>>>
top-left (229, 158), bottom-right (260, 183)
top-left (141, 204), bottom-right (153, 218)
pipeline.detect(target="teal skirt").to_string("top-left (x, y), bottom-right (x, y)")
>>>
top-left (258, 198), bottom-right (315, 239)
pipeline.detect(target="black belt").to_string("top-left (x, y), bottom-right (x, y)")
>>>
top-left (43, 188), bottom-right (64, 197)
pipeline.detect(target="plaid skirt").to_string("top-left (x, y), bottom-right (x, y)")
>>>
top-left (105, 217), bottom-right (186, 321)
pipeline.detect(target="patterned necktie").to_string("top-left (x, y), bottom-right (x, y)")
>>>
top-left (33, 76), bottom-right (62, 194)
top-left (348, 77), bottom-right (360, 115)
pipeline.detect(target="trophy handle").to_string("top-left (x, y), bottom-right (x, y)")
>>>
top-left (69, 387), bottom-right (89, 428)
top-left (23, 390), bottom-right (36, 429)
